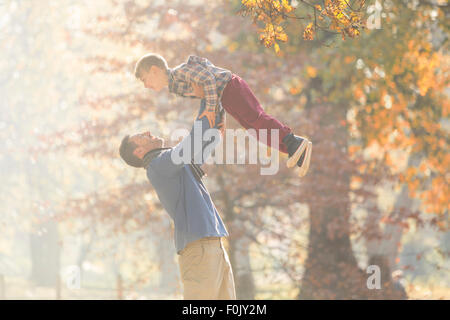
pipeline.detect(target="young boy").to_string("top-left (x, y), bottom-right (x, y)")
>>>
top-left (134, 53), bottom-right (312, 176)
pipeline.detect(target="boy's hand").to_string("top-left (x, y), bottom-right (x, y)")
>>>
top-left (198, 108), bottom-right (216, 128)
top-left (185, 83), bottom-right (205, 98)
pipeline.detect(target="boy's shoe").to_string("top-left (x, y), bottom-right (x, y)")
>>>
top-left (298, 141), bottom-right (312, 177)
top-left (283, 133), bottom-right (311, 172)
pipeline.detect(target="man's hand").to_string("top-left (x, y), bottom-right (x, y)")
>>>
top-left (217, 110), bottom-right (226, 136)
top-left (185, 83), bottom-right (205, 98)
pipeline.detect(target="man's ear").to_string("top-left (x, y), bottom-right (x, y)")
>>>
top-left (133, 147), bottom-right (145, 159)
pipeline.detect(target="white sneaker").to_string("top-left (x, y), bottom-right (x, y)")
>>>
top-left (298, 141), bottom-right (312, 177)
top-left (286, 137), bottom-right (309, 168)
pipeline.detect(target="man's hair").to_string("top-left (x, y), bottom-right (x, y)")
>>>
top-left (134, 53), bottom-right (169, 79)
top-left (119, 135), bottom-right (143, 168)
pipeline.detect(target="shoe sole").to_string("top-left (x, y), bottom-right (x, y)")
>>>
top-left (298, 141), bottom-right (312, 177)
top-left (286, 138), bottom-right (309, 168)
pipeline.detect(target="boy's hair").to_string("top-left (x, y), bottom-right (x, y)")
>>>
top-left (119, 135), bottom-right (143, 168)
top-left (134, 53), bottom-right (169, 79)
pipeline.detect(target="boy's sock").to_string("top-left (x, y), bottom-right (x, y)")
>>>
top-left (282, 133), bottom-right (309, 168)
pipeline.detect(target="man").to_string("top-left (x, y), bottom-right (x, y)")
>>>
top-left (119, 100), bottom-right (236, 300)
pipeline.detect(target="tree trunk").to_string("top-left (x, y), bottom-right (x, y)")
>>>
top-left (0, 274), bottom-right (5, 299)
top-left (365, 156), bottom-right (422, 299)
top-left (76, 225), bottom-right (96, 285)
top-left (383, 154), bottom-right (421, 272)
top-left (299, 203), bottom-right (368, 299)
top-left (117, 273), bottom-right (123, 300)
top-left (158, 220), bottom-right (179, 294)
top-left (218, 171), bottom-right (256, 300)
top-left (299, 104), bottom-right (369, 299)
top-left (30, 219), bottom-right (60, 287)
top-left (229, 233), bottom-right (255, 299)
top-left (26, 159), bottom-right (60, 287)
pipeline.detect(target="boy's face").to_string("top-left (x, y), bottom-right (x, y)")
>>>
top-left (140, 66), bottom-right (167, 92)
top-left (130, 131), bottom-right (164, 159)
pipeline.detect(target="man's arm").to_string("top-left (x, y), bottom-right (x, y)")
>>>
top-left (148, 99), bottom-right (223, 176)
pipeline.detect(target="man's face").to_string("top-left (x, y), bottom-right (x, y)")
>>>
top-left (140, 66), bottom-right (167, 92)
top-left (130, 131), bottom-right (164, 159)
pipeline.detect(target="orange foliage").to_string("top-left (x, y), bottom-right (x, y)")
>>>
top-left (240, 0), bottom-right (365, 51)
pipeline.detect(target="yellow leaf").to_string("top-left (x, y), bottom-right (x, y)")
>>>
top-left (344, 56), bottom-right (355, 64)
top-left (276, 32), bottom-right (288, 42)
top-left (348, 145), bottom-right (360, 155)
top-left (289, 87), bottom-right (299, 95)
top-left (228, 41), bottom-right (238, 53)
top-left (274, 43), bottom-right (280, 53)
top-left (303, 22), bottom-right (315, 40)
top-left (281, 0), bottom-right (293, 13)
top-left (242, 0), bottom-right (256, 8)
top-left (306, 66), bottom-right (317, 78)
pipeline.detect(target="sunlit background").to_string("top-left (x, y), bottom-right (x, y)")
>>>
top-left (0, 0), bottom-right (448, 299)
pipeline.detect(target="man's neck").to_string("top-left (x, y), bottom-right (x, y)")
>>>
top-left (142, 147), bottom-right (171, 169)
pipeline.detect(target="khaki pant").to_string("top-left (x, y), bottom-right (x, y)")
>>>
top-left (178, 237), bottom-right (236, 300)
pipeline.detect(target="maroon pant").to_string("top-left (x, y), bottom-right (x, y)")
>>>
top-left (220, 74), bottom-right (291, 154)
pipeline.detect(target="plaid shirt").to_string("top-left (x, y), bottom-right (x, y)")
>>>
top-left (168, 55), bottom-right (232, 128)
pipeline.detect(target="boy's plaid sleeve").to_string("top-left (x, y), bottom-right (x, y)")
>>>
top-left (170, 78), bottom-right (196, 99)
top-left (172, 63), bottom-right (220, 128)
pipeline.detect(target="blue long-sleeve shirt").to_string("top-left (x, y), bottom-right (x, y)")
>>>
top-left (145, 100), bottom-right (228, 253)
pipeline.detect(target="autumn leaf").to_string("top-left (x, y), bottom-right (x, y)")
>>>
top-left (274, 42), bottom-right (280, 53)
top-left (303, 22), bottom-right (315, 40)
top-left (306, 65), bottom-right (317, 78)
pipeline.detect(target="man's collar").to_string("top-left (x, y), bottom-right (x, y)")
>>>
top-left (142, 147), bottom-right (172, 169)
top-left (142, 146), bottom-right (206, 182)
top-left (167, 69), bottom-right (174, 93)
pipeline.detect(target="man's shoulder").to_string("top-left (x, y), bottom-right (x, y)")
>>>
top-left (146, 149), bottom-right (170, 170)
top-left (147, 148), bottom-right (172, 165)
top-left (146, 148), bottom-right (188, 177)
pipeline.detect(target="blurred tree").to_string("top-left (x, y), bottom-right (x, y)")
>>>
top-left (0, 0), bottom-right (71, 288)
top-left (239, 0), bottom-right (448, 298)
top-left (35, 0), bottom-right (449, 300)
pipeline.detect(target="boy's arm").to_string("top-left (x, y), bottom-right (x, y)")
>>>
top-left (148, 99), bottom-right (222, 175)
top-left (172, 59), bottom-right (219, 128)
top-left (170, 77), bottom-right (197, 99)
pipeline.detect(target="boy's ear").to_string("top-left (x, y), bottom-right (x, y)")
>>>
top-left (149, 65), bottom-right (159, 74)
